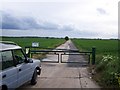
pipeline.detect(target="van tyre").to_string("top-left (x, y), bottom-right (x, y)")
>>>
top-left (31, 69), bottom-right (38, 85)
top-left (1, 85), bottom-right (7, 90)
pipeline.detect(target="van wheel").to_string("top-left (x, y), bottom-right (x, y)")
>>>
top-left (1, 85), bottom-right (7, 90)
top-left (31, 69), bottom-right (38, 85)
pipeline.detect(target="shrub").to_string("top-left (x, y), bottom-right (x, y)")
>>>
top-left (96, 55), bottom-right (120, 87)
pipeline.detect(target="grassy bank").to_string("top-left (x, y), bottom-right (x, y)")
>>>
top-left (72, 39), bottom-right (119, 88)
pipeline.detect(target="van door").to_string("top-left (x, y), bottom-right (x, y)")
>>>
top-left (13, 49), bottom-right (33, 87)
top-left (1, 51), bottom-right (18, 88)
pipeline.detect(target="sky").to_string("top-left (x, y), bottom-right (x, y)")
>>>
top-left (0, 0), bottom-right (119, 38)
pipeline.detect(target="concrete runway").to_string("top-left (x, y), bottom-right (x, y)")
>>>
top-left (19, 40), bottom-right (100, 89)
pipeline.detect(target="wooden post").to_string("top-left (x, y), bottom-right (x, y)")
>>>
top-left (92, 47), bottom-right (96, 65)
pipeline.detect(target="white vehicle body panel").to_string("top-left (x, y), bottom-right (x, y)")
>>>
top-left (0, 42), bottom-right (41, 89)
top-left (1, 67), bottom-right (18, 88)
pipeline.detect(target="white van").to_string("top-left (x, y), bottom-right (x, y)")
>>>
top-left (0, 41), bottom-right (41, 90)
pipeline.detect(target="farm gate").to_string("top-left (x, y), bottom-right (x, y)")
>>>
top-left (25, 47), bottom-right (96, 65)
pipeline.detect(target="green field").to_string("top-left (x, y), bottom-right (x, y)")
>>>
top-left (72, 39), bottom-right (119, 87)
top-left (2, 37), bottom-right (65, 59)
top-left (72, 39), bottom-right (118, 55)
top-left (2, 37), bottom-right (65, 49)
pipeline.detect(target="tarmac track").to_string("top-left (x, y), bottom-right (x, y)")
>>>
top-left (18, 40), bottom-right (100, 89)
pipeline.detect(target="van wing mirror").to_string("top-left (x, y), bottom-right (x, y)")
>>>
top-left (25, 48), bottom-right (30, 58)
top-left (24, 58), bottom-right (33, 63)
top-left (25, 48), bottom-right (30, 54)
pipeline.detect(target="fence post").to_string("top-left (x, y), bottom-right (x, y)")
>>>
top-left (92, 47), bottom-right (96, 65)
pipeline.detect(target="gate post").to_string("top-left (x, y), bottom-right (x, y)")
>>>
top-left (92, 47), bottom-right (96, 65)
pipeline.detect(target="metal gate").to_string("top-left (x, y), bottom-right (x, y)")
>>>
top-left (25, 47), bottom-right (96, 65)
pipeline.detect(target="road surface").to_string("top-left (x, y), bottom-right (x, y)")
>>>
top-left (19, 40), bottom-right (100, 89)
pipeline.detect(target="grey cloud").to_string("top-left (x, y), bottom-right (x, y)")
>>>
top-left (96, 8), bottom-right (107, 15)
top-left (2, 11), bottom-right (21, 29)
top-left (1, 11), bottom-right (40, 30)
top-left (59, 24), bottom-right (75, 31)
top-left (38, 22), bottom-right (59, 30)
top-left (19, 17), bottom-right (40, 29)
top-left (1, 11), bottom-right (59, 30)
top-left (1, 11), bottom-right (77, 31)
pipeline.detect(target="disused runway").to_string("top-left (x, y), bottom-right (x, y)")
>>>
top-left (18, 40), bottom-right (100, 89)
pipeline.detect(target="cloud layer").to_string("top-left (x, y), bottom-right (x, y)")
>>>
top-left (1, 0), bottom-right (118, 39)
top-left (2, 11), bottom-right (53, 30)
top-left (1, 11), bottom-right (79, 31)
top-left (2, 11), bottom-right (61, 30)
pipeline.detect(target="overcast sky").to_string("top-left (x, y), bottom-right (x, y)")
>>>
top-left (0, 0), bottom-right (119, 38)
